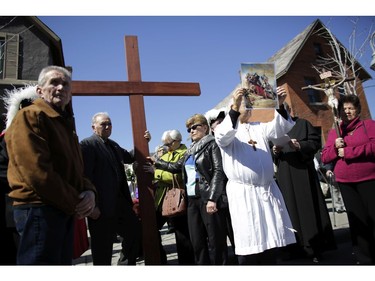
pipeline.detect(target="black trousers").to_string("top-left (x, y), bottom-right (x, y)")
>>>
top-left (1, 185), bottom-right (19, 265)
top-left (116, 202), bottom-right (142, 265)
top-left (88, 216), bottom-right (116, 265)
top-left (88, 202), bottom-right (141, 265)
top-left (187, 197), bottom-right (228, 265)
top-left (339, 179), bottom-right (375, 264)
top-left (0, 189), bottom-right (18, 265)
top-left (156, 210), bottom-right (195, 265)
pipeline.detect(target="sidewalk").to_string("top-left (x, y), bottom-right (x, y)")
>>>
top-left (278, 198), bottom-right (355, 265)
top-left (73, 197), bottom-right (353, 266)
top-left (73, 223), bottom-right (179, 266)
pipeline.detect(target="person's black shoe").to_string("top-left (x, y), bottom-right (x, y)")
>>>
top-left (118, 258), bottom-right (129, 265)
top-left (311, 252), bottom-right (323, 264)
top-left (136, 255), bottom-right (144, 262)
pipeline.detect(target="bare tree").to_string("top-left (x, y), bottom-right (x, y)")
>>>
top-left (301, 18), bottom-right (374, 136)
top-left (311, 18), bottom-right (374, 96)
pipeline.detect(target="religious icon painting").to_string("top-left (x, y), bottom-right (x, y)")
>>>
top-left (240, 63), bottom-right (279, 109)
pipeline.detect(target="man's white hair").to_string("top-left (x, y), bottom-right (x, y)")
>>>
top-left (91, 112), bottom-right (110, 125)
top-left (2, 85), bottom-right (38, 130)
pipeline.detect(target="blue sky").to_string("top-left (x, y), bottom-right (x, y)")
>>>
top-left (36, 16), bottom-right (375, 152)
top-left (3, 2), bottom-right (374, 277)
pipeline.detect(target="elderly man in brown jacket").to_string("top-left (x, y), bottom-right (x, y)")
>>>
top-left (5, 65), bottom-right (96, 265)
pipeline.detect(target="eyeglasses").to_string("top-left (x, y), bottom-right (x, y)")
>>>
top-left (164, 140), bottom-right (175, 147)
top-left (187, 124), bottom-right (202, 133)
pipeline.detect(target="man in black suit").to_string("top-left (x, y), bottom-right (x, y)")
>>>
top-left (80, 112), bottom-right (150, 265)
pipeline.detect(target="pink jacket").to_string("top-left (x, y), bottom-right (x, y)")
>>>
top-left (321, 117), bottom-right (375, 183)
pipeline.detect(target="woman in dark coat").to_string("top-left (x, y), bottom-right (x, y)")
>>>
top-left (272, 103), bottom-right (336, 262)
top-left (153, 114), bottom-right (229, 265)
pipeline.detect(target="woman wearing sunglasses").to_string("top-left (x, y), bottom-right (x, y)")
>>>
top-left (152, 114), bottom-right (229, 265)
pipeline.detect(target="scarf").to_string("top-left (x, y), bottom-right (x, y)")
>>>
top-left (187, 134), bottom-right (215, 156)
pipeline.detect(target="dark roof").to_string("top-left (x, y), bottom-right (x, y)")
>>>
top-left (267, 20), bottom-right (316, 79)
top-left (27, 16), bottom-right (65, 66)
top-left (268, 19), bottom-right (371, 81)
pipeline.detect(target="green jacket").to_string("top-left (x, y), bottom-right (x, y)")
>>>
top-left (154, 143), bottom-right (187, 209)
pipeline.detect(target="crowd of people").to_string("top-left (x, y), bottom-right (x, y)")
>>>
top-left (1, 65), bottom-right (374, 265)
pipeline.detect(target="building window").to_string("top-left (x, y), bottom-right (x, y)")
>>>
top-left (338, 84), bottom-right (346, 95)
top-left (0, 32), bottom-right (19, 80)
top-left (304, 77), bottom-right (322, 104)
top-left (313, 43), bottom-right (323, 58)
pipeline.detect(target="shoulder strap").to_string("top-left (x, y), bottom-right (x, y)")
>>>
top-left (172, 174), bottom-right (182, 189)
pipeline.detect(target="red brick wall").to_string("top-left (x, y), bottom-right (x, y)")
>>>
top-left (250, 32), bottom-right (371, 146)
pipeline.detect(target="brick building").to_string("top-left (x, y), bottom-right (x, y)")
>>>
top-left (214, 19), bottom-right (372, 145)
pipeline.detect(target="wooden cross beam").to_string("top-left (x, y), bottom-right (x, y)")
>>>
top-left (71, 36), bottom-right (200, 265)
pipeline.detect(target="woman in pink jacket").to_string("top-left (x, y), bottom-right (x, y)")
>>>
top-left (322, 94), bottom-right (375, 265)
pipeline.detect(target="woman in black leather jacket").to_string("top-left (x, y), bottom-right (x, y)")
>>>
top-left (154, 114), bottom-right (228, 265)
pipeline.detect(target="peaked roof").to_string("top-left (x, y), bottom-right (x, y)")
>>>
top-left (27, 16), bottom-right (65, 66)
top-left (268, 19), bottom-right (316, 79)
top-left (213, 19), bottom-right (372, 110)
top-left (268, 19), bottom-right (371, 81)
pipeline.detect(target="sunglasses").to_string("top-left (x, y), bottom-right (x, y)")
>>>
top-left (187, 124), bottom-right (202, 133)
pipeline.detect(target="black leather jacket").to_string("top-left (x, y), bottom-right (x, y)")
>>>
top-left (154, 135), bottom-right (228, 207)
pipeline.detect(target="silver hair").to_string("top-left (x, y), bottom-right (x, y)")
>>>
top-left (38, 65), bottom-right (72, 86)
top-left (161, 129), bottom-right (182, 142)
top-left (91, 112), bottom-right (110, 125)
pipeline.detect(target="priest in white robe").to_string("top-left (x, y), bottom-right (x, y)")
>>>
top-left (214, 86), bottom-right (297, 264)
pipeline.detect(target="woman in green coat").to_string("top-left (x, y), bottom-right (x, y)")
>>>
top-left (153, 129), bottom-right (194, 265)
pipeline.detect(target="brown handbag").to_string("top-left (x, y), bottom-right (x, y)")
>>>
top-left (161, 174), bottom-right (187, 217)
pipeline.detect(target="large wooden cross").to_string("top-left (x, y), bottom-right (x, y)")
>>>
top-left (301, 71), bottom-right (355, 137)
top-left (71, 36), bottom-right (200, 264)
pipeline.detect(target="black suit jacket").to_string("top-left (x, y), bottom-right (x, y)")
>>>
top-left (80, 134), bottom-right (134, 218)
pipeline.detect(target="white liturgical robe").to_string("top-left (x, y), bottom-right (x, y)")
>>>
top-left (215, 110), bottom-right (296, 255)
